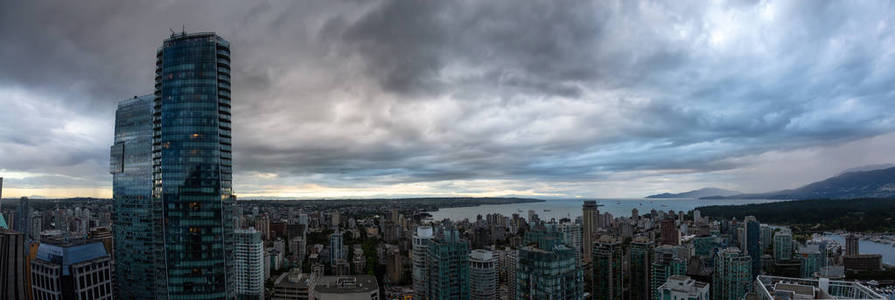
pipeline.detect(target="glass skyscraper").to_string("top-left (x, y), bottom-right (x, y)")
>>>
top-left (516, 228), bottom-right (583, 300)
top-left (154, 32), bottom-right (235, 299)
top-left (111, 94), bottom-right (161, 299)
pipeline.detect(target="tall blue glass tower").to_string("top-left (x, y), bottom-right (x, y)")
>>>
top-left (111, 94), bottom-right (162, 299)
top-left (154, 32), bottom-right (235, 299)
top-left (745, 219), bottom-right (762, 279)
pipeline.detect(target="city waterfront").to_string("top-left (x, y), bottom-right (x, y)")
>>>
top-left (428, 198), bottom-right (784, 221)
top-left (825, 233), bottom-right (895, 266)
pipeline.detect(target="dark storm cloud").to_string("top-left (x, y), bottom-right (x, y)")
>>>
top-left (2, 0), bottom-right (895, 197)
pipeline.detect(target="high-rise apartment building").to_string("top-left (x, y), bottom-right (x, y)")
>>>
top-left (592, 237), bottom-right (624, 300)
top-left (469, 249), bottom-right (498, 300)
top-left (412, 225), bottom-right (434, 300)
top-left (329, 230), bottom-right (345, 264)
top-left (774, 230), bottom-right (793, 261)
top-left (110, 94), bottom-right (160, 299)
top-left (235, 228), bottom-right (264, 300)
top-left (516, 229), bottom-right (583, 300)
top-left (660, 218), bottom-right (680, 246)
top-left (31, 240), bottom-right (114, 300)
top-left (845, 234), bottom-right (859, 256)
top-left (427, 228), bottom-right (470, 300)
top-left (0, 177), bottom-right (6, 229)
top-left (582, 201), bottom-right (598, 262)
top-left (154, 31), bottom-right (236, 298)
top-left (0, 229), bottom-right (27, 300)
top-left (629, 238), bottom-right (653, 300)
top-left (712, 248), bottom-right (752, 300)
top-left (760, 225), bottom-right (773, 251)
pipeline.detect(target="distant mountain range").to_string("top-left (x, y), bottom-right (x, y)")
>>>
top-left (701, 165), bottom-right (895, 200)
top-left (646, 187), bottom-right (740, 199)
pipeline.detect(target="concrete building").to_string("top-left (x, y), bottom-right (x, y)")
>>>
top-left (753, 275), bottom-right (885, 300)
top-left (843, 254), bottom-right (883, 272)
top-left (0, 229), bottom-right (27, 300)
top-left (31, 240), bottom-right (114, 300)
top-left (845, 234), bottom-right (859, 256)
top-left (469, 249), bottom-right (498, 300)
top-left (272, 269), bottom-right (313, 300)
top-left (582, 201), bottom-right (598, 262)
top-left (235, 228), bottom-right (265, 300)
top-left (657, 275), bottom-right (709, 300)
top-left (312, 275), bottom-right (380, 300)
top-left (661, 218), bottom-right (680, 246)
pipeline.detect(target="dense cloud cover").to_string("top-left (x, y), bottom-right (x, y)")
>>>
top-left (1, 0), bottom-right (894, 198)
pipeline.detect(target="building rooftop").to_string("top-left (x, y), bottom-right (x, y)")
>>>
top-left (35, 240), bottom-right (109, 275)
top-left (314, 275), bottom-right (378, 294)
top-left (755, 275), bottom-right (885, 300)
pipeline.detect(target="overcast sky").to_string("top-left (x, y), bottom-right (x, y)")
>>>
top-left (2, 0), bottom-right (895, 199)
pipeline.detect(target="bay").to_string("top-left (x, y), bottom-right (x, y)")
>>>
top-left (428, 198), bottom-right (784, 221)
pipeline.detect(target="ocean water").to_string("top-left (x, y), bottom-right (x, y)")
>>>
top-left (824, 234), bottom-right (895, 266)
top-left (428, 198), bottom-right (783, 221)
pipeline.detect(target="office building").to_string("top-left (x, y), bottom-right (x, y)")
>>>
top-left (845, 234), bottom-right (859, 256)
top-left (744, 218), bottom-right (762, 278)
top-left (660, 218), bottom-right (680, 246)
top-left (753, 275), bottom-right (885, 300)
top-left (0, 178), bottom-right (5, 230)
top-left (629, 238), bottom-right (653, 300)
top-left (110, 94), bottom-right (161, 299)
top-left (427, 227), bottom-right (470, 300)
top-left (16, 197), bottom-right (30, 240)
top-left (153, 31), bottom-right (236, 298)
top-left (31, 240), bottom-right (114, 300)
top-left (843, 254), bottom-right (883, 272)
top-left (312, 275), bottom-right (380, 300)
top-left (469, 249), bottom-right (498, 300)
top-left (235, 228), bottom-right (265, 300)
top-left (412, 226), bottom-right (434, 300)
top-left (516, 229), bottom-right (583, 300)
top-left (271, 269), bottom-right (312, 300)
top-left (582, 201), bottom-right (598, 262)
top-left (712, 248), bottom-right (752, 300)
top-left (774, 230), bottom-right (792, 261)
top-left (657, 275), bottom-right (709, 300)
top-left (592, 237), bottom-right (623, 300)
top-left (1, 229), bottom-right (27, 300)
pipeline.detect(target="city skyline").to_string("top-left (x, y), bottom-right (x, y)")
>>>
top-left (4, 1), bottom-right (895, 199)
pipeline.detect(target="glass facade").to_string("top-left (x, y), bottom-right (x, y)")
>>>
top-left (516, 229), bottom-right (583, 300)
top-left (111, 94), bottom-right (162, 299)
top-left (746, 220), bottom-right (762, 278)
top-left (712, 248), bottom-right (752, 300)
top-left (154, 32), bottom-right (235, 299)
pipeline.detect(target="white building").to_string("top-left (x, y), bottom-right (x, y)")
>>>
top-left (469, 249), bottom-right (498, 300)
top-left (754, 275), bottom-right (885, 300)
top-left (235, 228), bottom-right (265, 300)
top-left (657, 275), bottom-right (709, 300)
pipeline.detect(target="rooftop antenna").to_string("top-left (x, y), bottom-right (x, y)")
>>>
top-left (182, 24), bottom-right (186, 35)
top-left (169, 28), bottom-right (175, 37)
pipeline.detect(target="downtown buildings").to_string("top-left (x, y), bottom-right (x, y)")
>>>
top-left (235, 228), bottom-right (265, 300)
top-left (111, 31), bottom-right (235, 299)
top-left (516, 228), bottom-right (583, 300)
